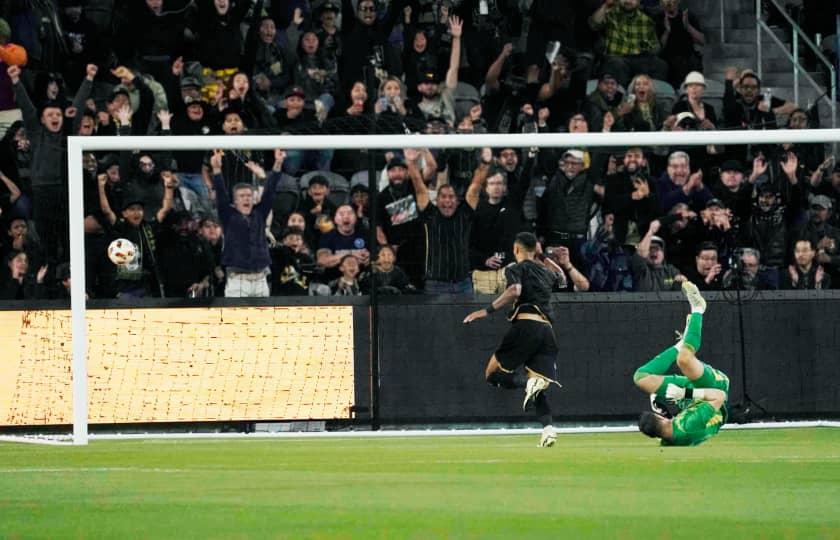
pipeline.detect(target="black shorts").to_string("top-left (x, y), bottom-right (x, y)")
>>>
top-left (495, 320), bottom-right (558, 380)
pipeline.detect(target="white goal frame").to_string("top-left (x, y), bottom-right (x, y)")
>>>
top-left (64, 128), bottom-right (840, 445)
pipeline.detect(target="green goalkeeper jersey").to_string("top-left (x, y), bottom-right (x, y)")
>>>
top-left (664, 401), bottom-right (725, 446)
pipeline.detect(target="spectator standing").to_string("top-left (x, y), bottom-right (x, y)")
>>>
top-left (538, 149), bottom-right (597, 269)
top-left (415, 147), bottom-right (485, 294)
top-left (632, 219), bottom-right (685, 291)
top-left (244, 15), bottom-right (295, 104)
top-left (155, 211), bottom-right (215, 298)
top-left (376, 154), bottom-right (427, 288)
top-left (469, 162), bottom-right (531, 294)
top-left (616, 74), bottom-right (668, 132)
top-left (657, 151), bottom-right (711, 213)
top-left (299, 175), bottom-right (337, 247)
top-left (8, 63), bottom-right (93, 264)
top-left (740, 183), bottom-right (790, 273)
top-left (712, 159), bottom-right (755, 228)
top-left (583, 72), bottom-right (624, 133)
top-left (198, 215), bottom-right (225, 296)
top-left (654, 0), bottom-right (704, 89)
top-left (212, 149), bottom-right (285, 298)
top-left (339, 0), bottom-right (407, 92)
top-left (287, 16), bottom-right (339, 120)
top-left (194, 0), bottom-right (252, 72)
top-left (97, 179), bottom-right (169, 298)
top-left (408, 16), bottom-right (463, 127)
top-left (589, 0), bottom-right (668, 87)
top-left (602, 146), bottom-right (660, 245)
top-left (270, 227), bottom-right (313, 296)
top-left (317, 204), bottom-right (371, 274)
top-left (723, 67), bottom-right (796, 131)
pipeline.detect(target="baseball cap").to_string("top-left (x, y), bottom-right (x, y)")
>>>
top-left (308, 174), bottom-right (330, 188)
top-left (386, 157), bottom-right (408, 170)
top-left (562, 149), bottom-right (585, 161)
top-left (180, 76), bottom-right (202, 89)
top-left (719, 160), bottom-right (744, 173)
top-left (675, 111), bottom-right (697, 124)
top-left (284, 86), bottom-right (306, 100)
top-left (599, 72), bottom-right (617, 83)
top-left (318, 1), bottom-right (340, 14)
top-left (706, 198), bottom-right (726, 209)
top-left (650, 236), bottom-right (665, 249)
top-left (121, 195), bottom-right (145, 211)
top-left (810, 194), bottom-right (833, 210)
top-left (418, 69), bottom-right (441, 84)
top-left (183, 95), bottom-right (205, 106)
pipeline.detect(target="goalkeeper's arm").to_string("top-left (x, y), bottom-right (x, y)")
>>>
top-left (665, 385), bottom-right (727, 411)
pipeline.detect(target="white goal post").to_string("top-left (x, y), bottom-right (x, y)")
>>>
top-left (65, 128), bottom-right (840, 445)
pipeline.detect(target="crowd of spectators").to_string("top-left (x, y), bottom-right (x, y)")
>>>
top-left (0, 0), bottom-right (838, 301)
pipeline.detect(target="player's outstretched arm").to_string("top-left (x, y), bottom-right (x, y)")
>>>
top-left (665, 384), bottom-right (726, 410)
top-left (463, 284), bottom-right (521, 324)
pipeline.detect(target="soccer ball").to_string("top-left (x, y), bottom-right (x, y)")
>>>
top-left (107, 238), bottom-right (137, 266)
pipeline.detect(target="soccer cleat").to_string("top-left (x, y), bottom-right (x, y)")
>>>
top-left (681, 281), bottom-right (706, 314)
top-left (523, 377), bottom-right (550, 410)
top-left (650, 394), bottom-right (673, 419)
top-left (538, 425), bottom-right (557, 447)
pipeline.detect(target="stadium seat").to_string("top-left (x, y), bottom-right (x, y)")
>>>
top-left (702, 78), bottom-right (726, 98)
top-left (270, 173), bottom-right (301, 222)
top-left (652, 79), bottom-right (676, 98)
top-left (350, 170), bottom-right (370, 189)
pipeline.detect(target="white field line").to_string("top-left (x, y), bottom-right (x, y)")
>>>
top-left (0, 420), bottom-right (837, 445)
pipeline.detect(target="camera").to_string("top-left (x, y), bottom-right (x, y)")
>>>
top-left (368, 45), bottom-right (385, 68)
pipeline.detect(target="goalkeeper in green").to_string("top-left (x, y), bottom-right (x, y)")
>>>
top-left (633, 281), bottom-right (729, 446)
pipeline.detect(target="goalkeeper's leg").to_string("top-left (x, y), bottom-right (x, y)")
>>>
top-left (633, 346), bottom-right (691, 398)
top-left (676, 314), bottom-right (705, 381)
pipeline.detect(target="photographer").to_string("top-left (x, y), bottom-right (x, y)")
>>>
top-left (723, 248), bottom-right (779, 290)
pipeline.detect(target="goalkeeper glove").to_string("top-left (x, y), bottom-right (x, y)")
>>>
top-left (665, 383), bottom-right (686, 403)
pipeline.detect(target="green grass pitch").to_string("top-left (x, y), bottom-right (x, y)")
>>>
top-left (1, 428), bottom-right (839, 539)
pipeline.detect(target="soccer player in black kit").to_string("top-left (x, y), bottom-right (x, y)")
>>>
top-left (463, 232), bottom-right (563, 447)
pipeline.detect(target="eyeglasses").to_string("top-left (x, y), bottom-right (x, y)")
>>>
top-left (740, 84), bottom-right (759, 90)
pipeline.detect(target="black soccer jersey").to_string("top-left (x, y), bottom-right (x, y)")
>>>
top-left (504, 259), bottom-right (560, 321)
